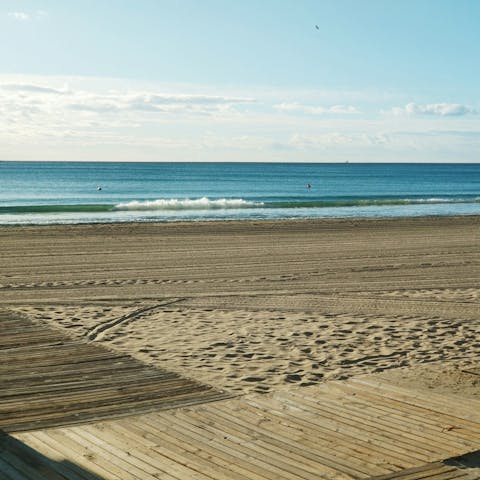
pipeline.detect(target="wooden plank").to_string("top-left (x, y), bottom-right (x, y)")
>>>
top-left (61, 427), bottom-right (160, 480)
top-left (146, 440), bottom-right (246, 480)
top-left (26, 390), bottom-right (226, 430)
top-left (10, 432), bottom-right (103, 480)
top-left (43, 429), bottom-right (138, 480)
top-left (108, 419), bottom-right (280, 480)
top-left (348, 378), bottom-right (480, 423)
top-left (369, 462), bottom-right (473, 480)
top-left (0, 443), bottom-right (66, 480)
top-left (149, 409), bottom-right (368, 479)
top-left (347, 377), bottom-right (480, 418)
top-left (0, 311), bottom-right (230, 432)
top-left (2, 389), bottom-right (229, 433)
top-left (209, 399), bottom-right (415, 470)
top-left (280, 386), bottom-right (480, 450)
top-left (0, 372), bottom-right (185, 399)
top-left (20, 430), bottom-right (123, 480)
top-left (289, 382), bottom-right (480, 443)
top-left (323, 382), bottom-right (480, 439)
top-left (103, 421), bottom-right (231, 480)
top-left (322, 381), bottom-right (480, 430)
top-left (79, 421), bottom-right (208, 480)
top-left (128, 446), bottom-right (216, 480)
top-left (246, 394), bottom-right (443, 461)
top-left (190, 401), bottom-right (397, 474)
top-left (138, 413), bottom-right (302, 480)
top-left (0, 456), bottom-right (25, 480)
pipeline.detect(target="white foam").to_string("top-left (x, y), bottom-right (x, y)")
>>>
top-left (114, 197), bottom-right (263, 211)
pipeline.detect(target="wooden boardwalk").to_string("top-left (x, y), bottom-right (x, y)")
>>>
top-left (0, 311), bottom-right (230, 432)
top-left (4, 377), bottom-right (480, 479)
top-left (1, 309), bottom-right (479, 479)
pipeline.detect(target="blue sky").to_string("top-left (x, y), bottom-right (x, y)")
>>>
top-left (1, 0), bottom-right (479, 162)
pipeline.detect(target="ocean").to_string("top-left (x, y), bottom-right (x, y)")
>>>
top-left (1, 162), bottom-right (480, 225)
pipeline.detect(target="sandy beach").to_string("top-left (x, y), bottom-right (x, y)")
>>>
top-left (1, 216), bottom-right (480, 396)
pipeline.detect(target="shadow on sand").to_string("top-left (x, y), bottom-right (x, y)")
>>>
top-left (0, 431), bottom-right (104, 480)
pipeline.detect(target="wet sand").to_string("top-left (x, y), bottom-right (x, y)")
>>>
top-left (1, 216), bottom-right (480, 395)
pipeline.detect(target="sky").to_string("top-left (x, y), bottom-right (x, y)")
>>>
top-left (1, 0), bottom-right (479, 162)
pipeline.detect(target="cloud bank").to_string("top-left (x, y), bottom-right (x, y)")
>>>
top-left (1, 76), bottom-right (479, 162)
top-left (0, 83), bottom-right (255, 117)
top-left (392, 102), bottom-right (477, 116)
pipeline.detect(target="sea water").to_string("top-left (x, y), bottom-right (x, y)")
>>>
top-left (1, 162), bottom-right (480, 225)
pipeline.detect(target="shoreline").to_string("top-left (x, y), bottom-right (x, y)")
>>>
top-left (1, 212), bottom-right (480, 231)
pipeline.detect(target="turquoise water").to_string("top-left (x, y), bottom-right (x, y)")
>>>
top-left (1, 162), bottom-right (480, 225)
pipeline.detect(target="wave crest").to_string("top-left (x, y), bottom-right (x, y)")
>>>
top-left (114, 197), bottom-right (264, 211)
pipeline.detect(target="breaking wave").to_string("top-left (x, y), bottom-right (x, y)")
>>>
top-left (268, 197), bottom-right (480, 208)
top-left (1, 197), bottom-right (480, 215)
top-left (114, 197), bottom-right (263, 210)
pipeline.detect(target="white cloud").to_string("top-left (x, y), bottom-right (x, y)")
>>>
top-left (0, 83), bottom-right (255, 117)
top-left (392, 102), bottom-right (477, 117)
top-left (288, 132), bottom-right (360, 148)
top-left (8, 11), bottom-right (30, 21)
top-left (1, 84), bottom-right (66, 94)
top-left (1, 75), bottom-right (480, 162)
top-left (275, 102), bottom-right (359, 115)
top-left (0, 80), bottom-right (259, 156)
top-left (329, 105), bottom-right (359, 114)
top-left (68, 93), bottom-right (254, 114)
top-left (7, 10), bottom-right (47, 21)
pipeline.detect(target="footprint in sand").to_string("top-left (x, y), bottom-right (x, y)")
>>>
top-left (285, 373), bottom-right (303, 382)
